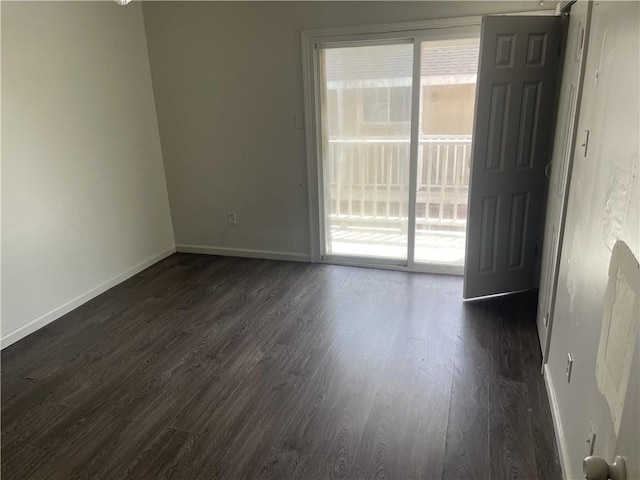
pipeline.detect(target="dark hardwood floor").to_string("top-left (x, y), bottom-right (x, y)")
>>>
top-left (1, 254), bottom-right (562, 479)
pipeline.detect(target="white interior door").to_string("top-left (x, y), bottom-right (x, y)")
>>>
top-left (537, 0), bottom-right (592, 361)
top-left (464, 15), bottom-right (563, 299)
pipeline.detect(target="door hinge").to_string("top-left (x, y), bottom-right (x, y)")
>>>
top-left (578, 24), bottom-right (585, 59)
top-left (581, 129), bottom-right (590, 157)
top-left (566, 353), bottom-right (574, 383)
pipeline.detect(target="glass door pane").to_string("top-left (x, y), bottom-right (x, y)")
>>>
top-left (320, 43), bottom-right (413, 261)
top-left (414, 37), bottom-right (480, 266)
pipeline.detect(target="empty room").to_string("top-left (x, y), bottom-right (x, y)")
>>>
top-left (1, 1), bottom-right (638, 479)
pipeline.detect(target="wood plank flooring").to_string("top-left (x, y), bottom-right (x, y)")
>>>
top-left (1, 254), bottom-right (562, 479)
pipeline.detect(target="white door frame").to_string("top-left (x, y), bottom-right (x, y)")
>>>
top-left (301, 17), bottom-right (482, 275)
top-left (539, 0), bottom-right (592, 365)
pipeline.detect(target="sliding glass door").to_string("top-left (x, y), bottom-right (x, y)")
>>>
top-left (306, 22), bottom-right (480, 272)
top-left (414, 37), bottom-right (479, 267)
top-left (320, 42), bottom-right (413, 261)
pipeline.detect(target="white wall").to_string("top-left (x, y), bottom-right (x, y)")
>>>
top-left (141, 1), bottom-right (550, 260)
top-left (1, 1), bottom-right (175, 347)
top-left (1, 2), bottom-right (4, 344)
top-left (545, 1), bottom-right (639, 478)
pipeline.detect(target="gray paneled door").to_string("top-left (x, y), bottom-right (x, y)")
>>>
top-left (464, 15), bottom-right (562, 299)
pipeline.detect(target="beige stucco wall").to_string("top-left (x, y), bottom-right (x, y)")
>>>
top-left (422, 84), bottom-right (476, 135)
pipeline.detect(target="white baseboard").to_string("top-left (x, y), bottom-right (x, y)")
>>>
top-left (176, 244), bottom-right (310, 263)
top-left (544, 363), bottom-right (569, 479)
top-left (0, 247), bottom-right (176, 350)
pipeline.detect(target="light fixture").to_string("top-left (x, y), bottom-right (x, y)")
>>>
top-left (114, 0), bottom-right (133, 5)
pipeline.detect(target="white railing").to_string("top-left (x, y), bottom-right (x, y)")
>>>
top-left (326, 135), bottom-right (472, 232)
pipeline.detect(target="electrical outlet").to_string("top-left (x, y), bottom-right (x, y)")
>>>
top-left (227, 212), bottom-right (237, 225)
top-left (586, 422), bottom-right (596, 456)
top-left (566, 353), bottom-right (574, 383)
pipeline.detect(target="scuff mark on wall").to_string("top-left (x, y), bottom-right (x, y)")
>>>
top-left (623, 155), bottom-right (639, 259)
top-left (567, 225), bottom-right (582, 313)
top-left (602, 166), bottom-right (631, 251)
top-left (596, 240), bottom-right (639, 436)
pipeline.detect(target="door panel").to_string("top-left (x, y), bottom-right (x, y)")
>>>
top-left (464, 16), bottom-right (562, 299)
top-left (315, 35), bottom-right (482, 270)
top-left (537, 0), bottom-right (592, 360)
top-left (413, 37), bottom-right (480, 267)
top-left (319, 43), bottom-right (413, 261)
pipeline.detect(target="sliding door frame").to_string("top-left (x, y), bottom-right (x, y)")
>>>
top-left (302, 17), bottom-right (482, 275)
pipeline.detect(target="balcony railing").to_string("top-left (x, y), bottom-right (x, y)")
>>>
top-left (326, 135), bottom-right (472, 234)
